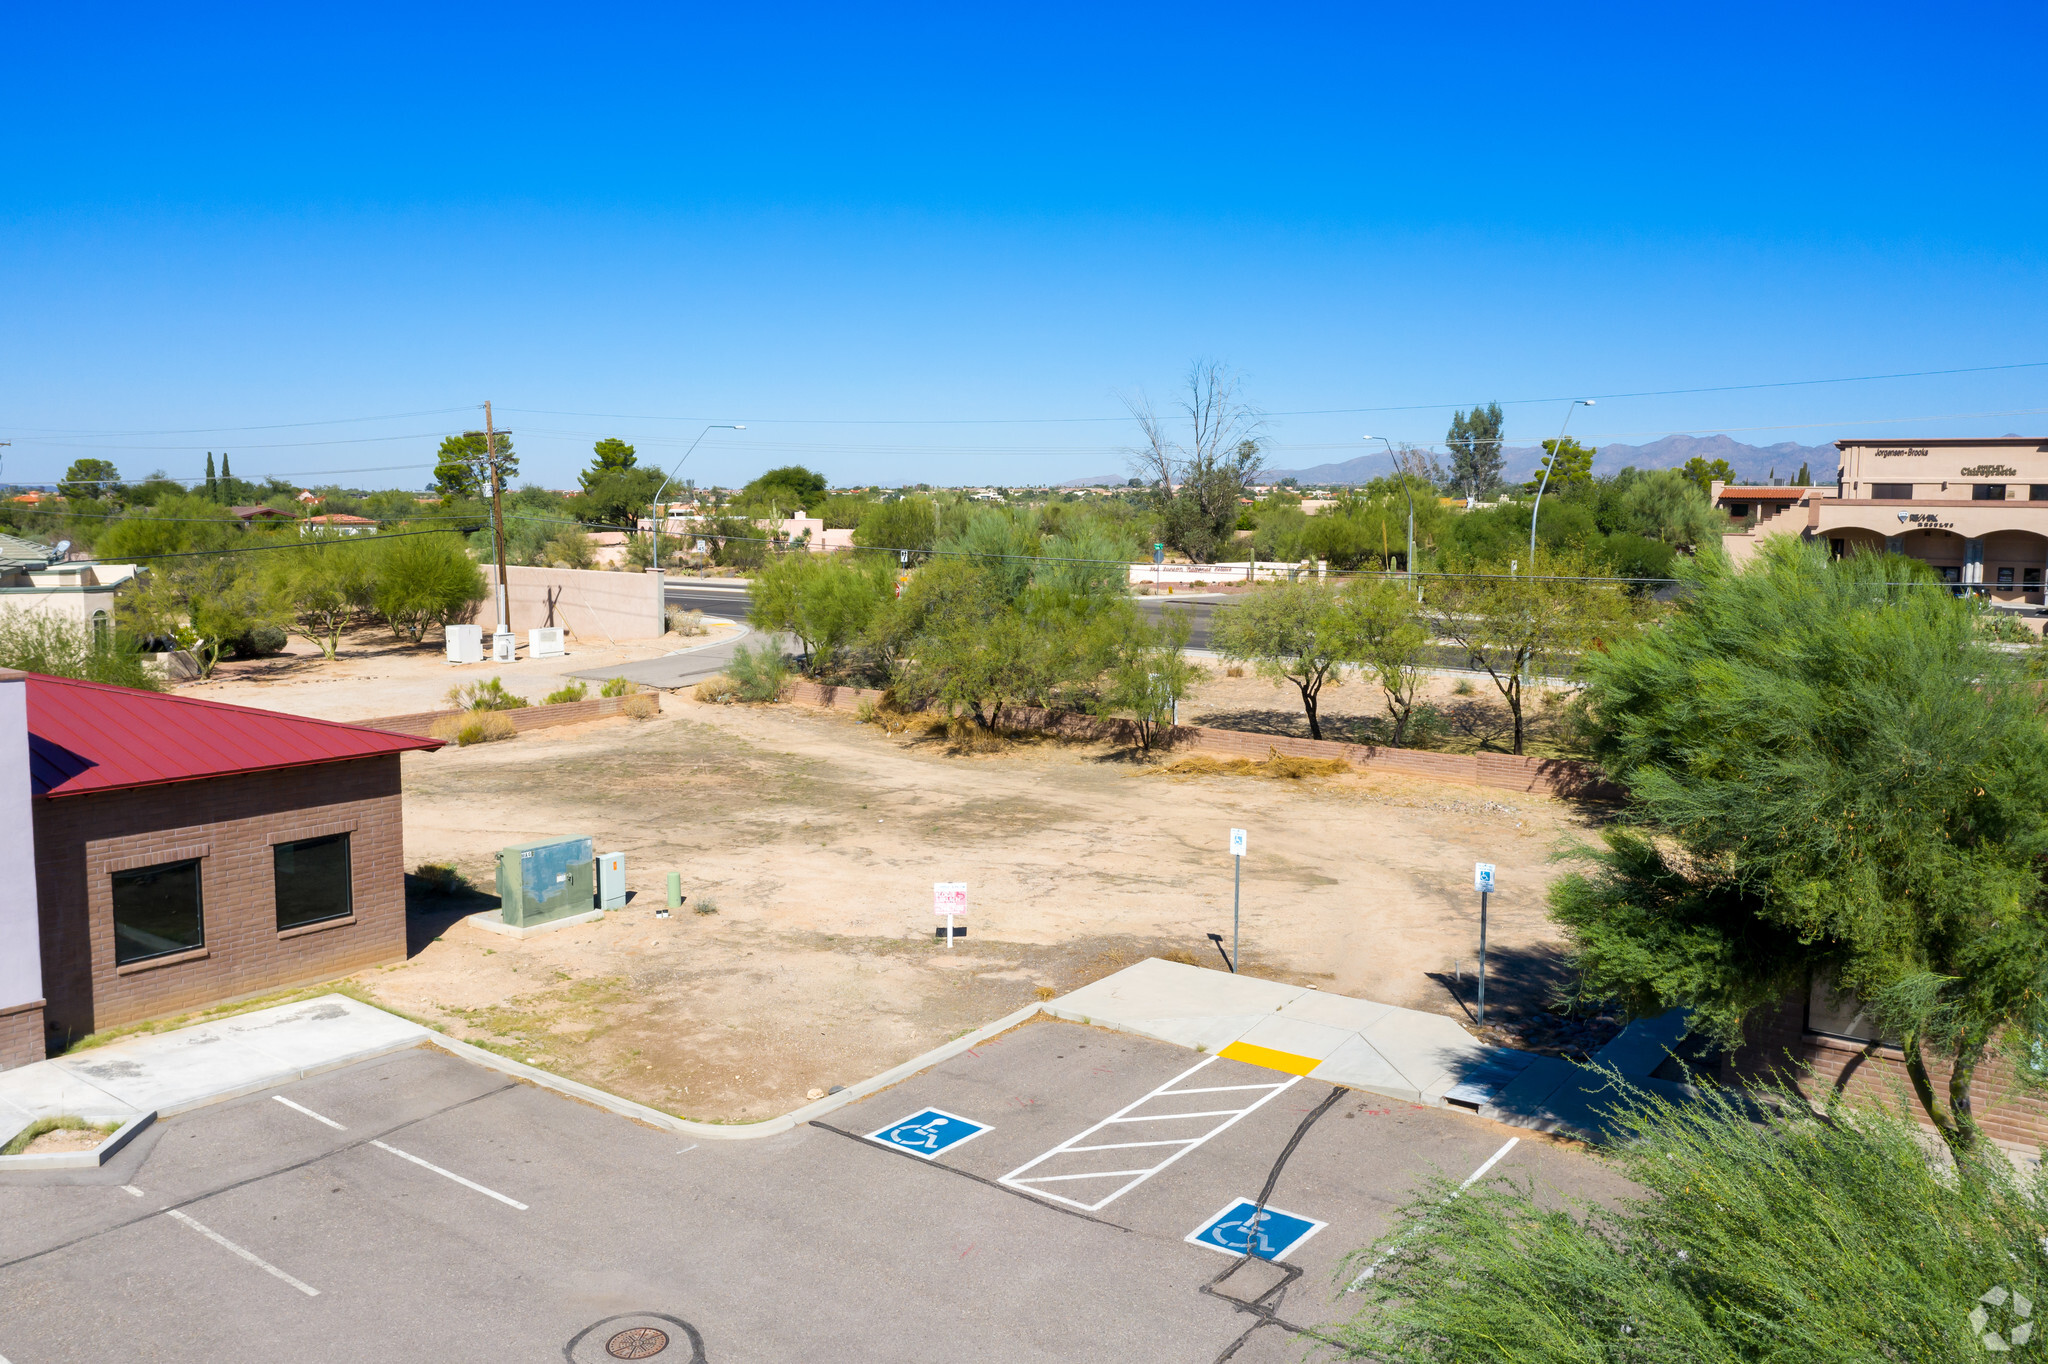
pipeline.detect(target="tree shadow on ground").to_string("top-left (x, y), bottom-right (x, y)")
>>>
top-left (403, 873), bottom-right (497, 957)
top-left (1425, 941), bottom-right (1625, 1060)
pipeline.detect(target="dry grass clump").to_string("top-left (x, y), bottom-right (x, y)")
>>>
top-left (1156, 748), bottom-right (1351, 780)
top-left (429, 710), bottom-right (518, 746)
top-left (694, 674), bottom-right (741, 704)
top-left (2, 1115), bottom-right (120, 1156)
top-left (619, 692), bottom-right (660, 719)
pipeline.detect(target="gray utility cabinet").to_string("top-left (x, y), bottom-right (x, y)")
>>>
top-left (496, 836), bottom-right (595, 928)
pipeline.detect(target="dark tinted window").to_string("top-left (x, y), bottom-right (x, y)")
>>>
top-left (112, 860), bottom-right (204, 965)
top-left (274, 834), bottom-right (353, 931)
top-left (1973, 484), bottom-right (2007, 501)
top-left (2030, 485), bottom-right (2048, 502)
top-left (1727, 503), bottom-right (1749, 517)
top-left (1870, 483), bottom-right (1912, 500)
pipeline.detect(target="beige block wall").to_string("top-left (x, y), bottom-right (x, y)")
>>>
top-left (496, 565), bottom-right (665, 642)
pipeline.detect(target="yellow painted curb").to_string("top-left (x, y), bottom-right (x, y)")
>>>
top-left (1217, 1040), bottom-right (1322, 1076)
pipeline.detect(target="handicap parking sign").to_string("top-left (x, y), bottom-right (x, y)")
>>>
top-left (1185, 1198), bottom-right (1327, 1261)
top-left (864, 1107), bottom-right (992, 1160)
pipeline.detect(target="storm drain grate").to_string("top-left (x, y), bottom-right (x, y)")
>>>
top-left (606, 1326), bottom-right (669, 1358)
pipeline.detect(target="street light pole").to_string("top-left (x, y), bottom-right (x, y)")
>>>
top-left (650, 424), bottom-right (745, 582)
top-left (1528, 399), bottom-right (1594, 567)
top-left (1364, 436), bottom-right (1416, 596)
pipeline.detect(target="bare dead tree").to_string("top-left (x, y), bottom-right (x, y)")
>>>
top-left (1122, 392), bottom-right (1178, 494)
top-left (1122, 362), bottom-right (1266, 563)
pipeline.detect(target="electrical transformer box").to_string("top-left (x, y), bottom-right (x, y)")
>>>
top-left (596, 852), bottom-right (626, 909)
top-left (496, 836), bottom-right (595, 928)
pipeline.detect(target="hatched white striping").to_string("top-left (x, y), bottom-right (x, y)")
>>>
top-left (999, 1055), bottom-right (1299, 1211)
top-left (163, 1209), bottom-right (320, 1296)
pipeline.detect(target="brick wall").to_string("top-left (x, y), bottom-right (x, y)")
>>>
top-left (0, 999), bottom-right (43, 1069)
top-left (34, 755), bottom-right (409, 1042)
top-left (780, 679), bottom-right (1621, 801)
top-left (1724, 998), bottom-right (2048, 1150)
top-left (359, 691), bottom-right (658, 738)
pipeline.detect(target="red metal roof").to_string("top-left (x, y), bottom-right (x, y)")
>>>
top-left (25, 673), bottom-right (443, 798)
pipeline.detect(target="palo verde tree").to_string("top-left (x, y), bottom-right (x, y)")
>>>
top-left (1555, 539), bottom-right (2048, 1157)
top-left (1345, 578), bottom-right (1429, 747)
top-left (1209, 580), bottom-right (1358, 741)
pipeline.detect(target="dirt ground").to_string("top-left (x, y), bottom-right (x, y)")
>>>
top-left (1182, 667), bottom-right (1578, 754)
top-left (191, 632), bottom-right (1609, 1123)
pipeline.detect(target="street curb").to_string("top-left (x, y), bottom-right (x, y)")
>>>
top-left (421, 1002), bottom-right (1049, 1140)
top-left (659, 623), bottom-right (750, 660)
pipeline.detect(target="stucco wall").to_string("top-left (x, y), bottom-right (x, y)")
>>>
top-left (0, 671), bottom-right (44, 1067)
top-left (495, 565), bottom-right (664, 642)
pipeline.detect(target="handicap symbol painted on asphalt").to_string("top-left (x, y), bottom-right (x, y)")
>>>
top-left (1184, 1198), bottom-right (1327, 1261)
top-left (864, 1107), bottom-right (992, 1160)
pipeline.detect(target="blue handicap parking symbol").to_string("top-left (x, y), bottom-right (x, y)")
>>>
top-left (1185, 1198), bottom-right (1327, 1261)
top-left (864, 1107), bottom-right (991, 1160)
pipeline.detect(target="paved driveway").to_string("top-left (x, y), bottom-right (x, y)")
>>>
top-left (0, 1020), bottom-right (1620, 1363)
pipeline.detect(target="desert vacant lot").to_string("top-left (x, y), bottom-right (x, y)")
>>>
top-left (193, 638), bottom-right (1605, 1122)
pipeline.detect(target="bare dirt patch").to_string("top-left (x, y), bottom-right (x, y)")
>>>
top-left (354, 694), bottom-right (1602, 1120)
top-left (1183, 668), bottom-right (1579, 755)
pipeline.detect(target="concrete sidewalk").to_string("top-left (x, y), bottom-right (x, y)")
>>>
top-left (566, 622), bottom-right (763, 689)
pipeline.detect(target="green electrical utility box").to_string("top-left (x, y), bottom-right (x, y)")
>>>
top-left (496, 836), bottom-right (596, 929)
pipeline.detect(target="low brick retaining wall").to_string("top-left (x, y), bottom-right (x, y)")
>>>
top-left (782, 679), bottom-right (1619, 801)
top-left (360, 691), bottom-right (659, 738)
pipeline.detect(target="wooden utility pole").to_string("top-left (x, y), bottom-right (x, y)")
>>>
top-left (484, 401), bottom-right (512, 655)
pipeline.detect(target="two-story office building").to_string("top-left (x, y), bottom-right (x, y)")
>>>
top-left (1713, 437), bottom-right (2048, 605)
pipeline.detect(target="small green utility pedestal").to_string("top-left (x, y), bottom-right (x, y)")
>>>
top-left (665, 871), bottom-right (683, 917)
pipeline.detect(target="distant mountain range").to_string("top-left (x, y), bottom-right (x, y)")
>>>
top-left (1065, 434), bottom-right (1843, 489)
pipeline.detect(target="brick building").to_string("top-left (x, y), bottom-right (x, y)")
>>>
top-left (0, 669), bottom-right (440, 1067)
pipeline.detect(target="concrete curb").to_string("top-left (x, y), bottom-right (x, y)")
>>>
top-left (0, 1110), bottom-right (156, 1171)
top-left (659, 622), bottom-right (750, 660)
top-left (152, 1036), bottom-right (440, 1120)
top-left (421, 1002), bottom-right (1049, 1140)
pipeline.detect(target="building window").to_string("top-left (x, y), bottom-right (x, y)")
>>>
top-left (1727, 502), bottom-right (1750, 517)
top-left (274, 833), bottom-right (353, 931)
top-left (1829, 538), bottom-right (1845, 559)
top-left (111, 859), bottom-right (204, 965)
top-left (91, 610), bottom-right (109, 647)
top-left (2028, 569), bottom-right (2043, 588)
top-left (1998, 567), bottom-right (2016, 586)
top-left (1939, 566), bottom-right (1962, 584)
top-left (1973, 484), bottom-right (2008, 501)
top-left (1870, 483), bottom-right (1912, 500)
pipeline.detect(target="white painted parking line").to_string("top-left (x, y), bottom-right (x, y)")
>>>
top-left (163, 1209), bottom-right (320, 1296)
top-left (1347, 1136), bottom-right (1519, 1289)
top-left (273, 1095), bottom-right (347, 1130)
top-left (120, 1185), bottom-right (144, 1198)
top-left (1000, 1056), bottom-right (1299, 1212)
top-left (369, 1140), bottom-right (528, 1210)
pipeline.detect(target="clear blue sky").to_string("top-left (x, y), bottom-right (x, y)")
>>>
top-left (4, 3), bottom-right (2044, 490)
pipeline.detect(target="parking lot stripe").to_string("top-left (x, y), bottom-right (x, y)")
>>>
top-left (1346, 1136), bottom-right (1520, 1290)
top-left (273, 1095), bottom-right (347, 1130)
top-left (162, 1210), bottom-right (320, 1296)
top-left (120, 1186), bottom-right (144, 1198)
top-left (368, 1141), bottom-right (528, 1210)
top-left (1000, 1056), bottom-right (1301, 1212)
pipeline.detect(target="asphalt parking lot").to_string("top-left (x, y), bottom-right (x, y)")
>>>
top-left (0, 1018), bottom-right (1624, 1363)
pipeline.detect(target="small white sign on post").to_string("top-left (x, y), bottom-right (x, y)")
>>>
top-left (1474, 862), bottom-right (1496, 894)
top-left (1229, 828), bottom-right (1248, 858)
top-left (934, 882), bottom-right (966, 948)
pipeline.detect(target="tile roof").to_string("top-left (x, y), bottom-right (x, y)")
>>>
top-left (22, 673), bottom-right (442, 798)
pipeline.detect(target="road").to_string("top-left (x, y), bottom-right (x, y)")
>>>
top-left (0, 1019), bottom-right (1620, 1362)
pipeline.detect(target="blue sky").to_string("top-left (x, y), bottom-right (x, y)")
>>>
top-left (4, 3), bottom-right (2045, 490)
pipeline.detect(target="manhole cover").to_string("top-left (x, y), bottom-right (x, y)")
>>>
top-left (606, 1327), bottom-right (669, 1359)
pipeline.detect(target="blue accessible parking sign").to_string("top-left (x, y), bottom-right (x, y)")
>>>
top-left (1185, 1199), bottom-right (1327, 1261)
top-left (864, 1108), bottom-right (991, 1160)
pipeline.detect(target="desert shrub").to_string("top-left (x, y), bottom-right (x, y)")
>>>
top-left (693, 674), bottom-right (740, 704)
top-left (855, 697), bottom-right (877, 723)
top-left (619, 692), bottom-right (659, 719)
top-left (411, 861), bottom-right (468, 895)
top-left (693, 896), bottom-right (719, 915)
top-left (446, 676), bottom-right (529, 711)
top-left (665, 605), bottom-right (707, 635)
top-left (372, 531), bottom-right (486, 644)
top-left (0, 612), bottom-right (165, 690)
top-left (541, 525), bottom-right (595, 569)
top-left (428, 710), bottom-right (518, 745)
top-left (225, 622), bottom-right (289, 658)
top-left (600, 675), bottom-right (635, 698)
top-left (727, 642), bottom-right (788, 701)
top-left (542, 681), bottom-right (588, 705)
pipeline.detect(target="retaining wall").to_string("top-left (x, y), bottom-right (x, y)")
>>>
top-left (360, 691), bottom-right (659, 738)
top-left (781, 679), bottom-right (1619, 801)
top-left (495, 565), bottom-right (665, 642)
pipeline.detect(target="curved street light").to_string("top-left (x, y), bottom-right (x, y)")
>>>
top-left (1364, 435), bottom-right (1416, 595)
top-left (650, 424), bottom-right (745, 578)
top-left (1529, 400), bottom-right (1594, 567)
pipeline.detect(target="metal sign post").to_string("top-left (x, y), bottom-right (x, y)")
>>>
top-left (933, 882), bottom-right (967, 948)
top-left (1229, 829), bottom-right (1248, 971)
top-left (1473, 863), bottom-right (1496, 1023)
